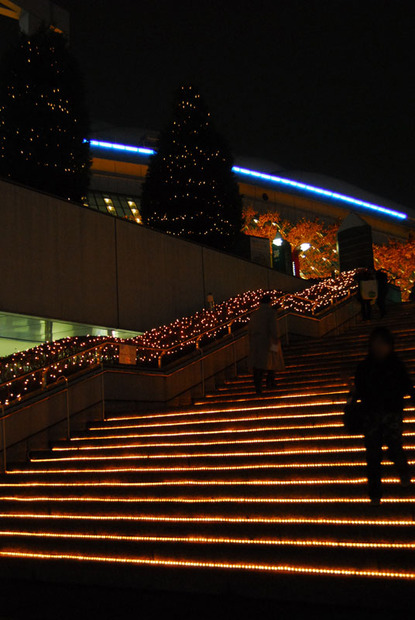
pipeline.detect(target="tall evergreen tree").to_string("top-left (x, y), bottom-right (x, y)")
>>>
top-left (141, 85), bottom-right (242, 250)
top-left (0, 27), bottom-right (90, 202)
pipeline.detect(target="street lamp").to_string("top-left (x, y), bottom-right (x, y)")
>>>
top-left (293, 243), bottom-right (311, 277)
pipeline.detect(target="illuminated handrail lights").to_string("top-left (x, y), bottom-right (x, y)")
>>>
top-left (88, 139), bottom-right (408, 220)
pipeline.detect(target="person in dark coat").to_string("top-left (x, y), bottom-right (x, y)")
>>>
top-left (355, 327), bottom-right (414, 505)
top-left (355, 269), bottom-right (377, 321)
top-left (248, 295), bottom-right (280, 394)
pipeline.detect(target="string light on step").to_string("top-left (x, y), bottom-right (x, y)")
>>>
top-left (68, 422), bottom-right (346, 444)
top-left (193, 389), bottom-right (349, 405)
top-left (0, 477), bottom-right (403, 488)
top-left (2, 512), bottom-right (415, 527)
top-left (18, 455), bottom-right (415, 475)
top-left (29, 445), bottom-right (368, 463)
top-left (3, 495), bottom-right (415, 504)
top-left (88, 411), bottom-right (344, 433)
top-left (2, 529), bottom-right (415, 550)
top-left (51, 431), bottom-right (360, 452)
top-left (77, 416), bottom-right (415, 445)
top-left (104, 402), bottom-right (345, 424)
top-left (1, 550), bottom-right (415, 580)
top-left (6, 459), bottom-right (373, 475)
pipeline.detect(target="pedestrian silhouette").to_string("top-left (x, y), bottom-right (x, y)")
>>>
top-left (248, 295), bottom-right (283, 395)
top-left (354, 327), bottom-right (414, 505)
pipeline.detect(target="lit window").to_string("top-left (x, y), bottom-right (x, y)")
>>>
top-left (128, 200), bottom-right (142, 223)
top-left (104, 197), bottom-right (115, 214)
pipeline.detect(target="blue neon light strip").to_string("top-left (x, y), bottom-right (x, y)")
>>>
top-left (89, 139), bottom-right (156, 156)
top-left (88, 140), bottom-right (407, 220)
top-left (232, 166), bottom-right (407, 220)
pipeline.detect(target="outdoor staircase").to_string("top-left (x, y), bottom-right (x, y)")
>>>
top-left (2, 305), bottom-right (415, 609)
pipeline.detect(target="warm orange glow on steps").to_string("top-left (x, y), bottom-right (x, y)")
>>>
top-left (4, 314), bottom-right (415, 587)
top-left (1, 550), bottom-right (415, 580)
top-left (0, 477), bottom-right (404, 488)
top-left (51, 431), bottom-right (363, 451)
top-left (104, 400), bottom-right (346, 423)
top-left (1, 529), bottom-right (415, 550)
top-left (2, 512), bottom-right (414, 527)
top-left (2, 495), bottom-right (415, 504)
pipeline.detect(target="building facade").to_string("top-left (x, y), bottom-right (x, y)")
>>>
top-left (87, 130), bottom-right (413, 247)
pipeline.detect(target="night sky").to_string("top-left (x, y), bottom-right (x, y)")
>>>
top-left (0, 0), bottom-right (414, 207)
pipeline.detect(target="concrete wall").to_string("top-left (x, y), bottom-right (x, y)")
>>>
top-left (0, 178), bottom-right (307, 332)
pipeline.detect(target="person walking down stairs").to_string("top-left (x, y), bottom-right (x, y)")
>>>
top-left (355, 327), bottom-right (415, 506)
top-left (248, 294), bottom-right (283, 395)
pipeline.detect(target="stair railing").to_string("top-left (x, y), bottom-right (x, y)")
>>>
top-left (0, 288), bottom-right (356, 408)
top-left (0, 288), bottom-right (357, 471)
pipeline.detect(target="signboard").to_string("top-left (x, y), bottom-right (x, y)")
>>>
top-left (119, 344), bottom-right (137, 365)
top-left (337, 213), bottom-right (374, 272)
top-left (249, 236), bottom-right (272, 267)
top-left (272, 240), bottom-right (293, 276)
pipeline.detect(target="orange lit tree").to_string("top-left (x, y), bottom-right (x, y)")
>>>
top-left (243, 206), bottom-right (415, 298)
top-left (243, 206), bottom-right (338, 279)
top-left (373, 239), bottom-right (415, 300)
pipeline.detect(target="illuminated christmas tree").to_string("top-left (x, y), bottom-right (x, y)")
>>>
top-left (141, 84), bottom-right (242, 250)
top-left (0, 27), bottom-right (90, 202)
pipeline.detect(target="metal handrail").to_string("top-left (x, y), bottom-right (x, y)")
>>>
top-left (0, 340), bottom-right (112, 420)
top-left (0, 288), bottom-right (356, 411)
top-left (0, 290), bottom-right (357, 472)
top-left (1, 404), bottom-right (5, 471)
top-left (0, 340), bottom-right (112, 399)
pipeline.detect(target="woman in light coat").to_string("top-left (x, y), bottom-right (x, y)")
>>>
top-left (248, 295), bottom-right (283, 394)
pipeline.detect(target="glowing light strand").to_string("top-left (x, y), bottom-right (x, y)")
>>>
top-left (87, 140), bottom-right (407, 220)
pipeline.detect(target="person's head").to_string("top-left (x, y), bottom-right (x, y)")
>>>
top-left (260, 294), bottom-right (272, 305)
top-left (369, 327), bottom-right (394, 360)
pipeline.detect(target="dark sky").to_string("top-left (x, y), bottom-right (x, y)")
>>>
top-left (1, 0), bottom-right (414, 206)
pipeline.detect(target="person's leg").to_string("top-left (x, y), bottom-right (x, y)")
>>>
top-left (266, 370), bottom-right (276, 388)
top-left (253, 368), bottom-right (264, 395)
top-left (364, 429), bottom-right (383, 502)
top-left (384, 421), bottom-right (411, 485)
top-left (366, 301), bottom-right (372, 320)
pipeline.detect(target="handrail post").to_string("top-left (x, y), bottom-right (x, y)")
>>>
top-left (285, 313), bottom-right (289, 345)
top-left (56, 376), bottom-right (70, 440)
top-left (66, 385), bottom-right (70, 439)
top-left (230, 333), bottom-right (237, 376)
top-left (158, 351), bottom-right (166, 369)
top-left (198, 348), bottom-right (205, 398)
top-left (1, 405), bottom-right (6, 473)
top-left (101, 362), bottom-right (105, 422)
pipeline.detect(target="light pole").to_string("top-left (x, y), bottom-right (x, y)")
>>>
top-left (292, 243), bottom-right (311, 277)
